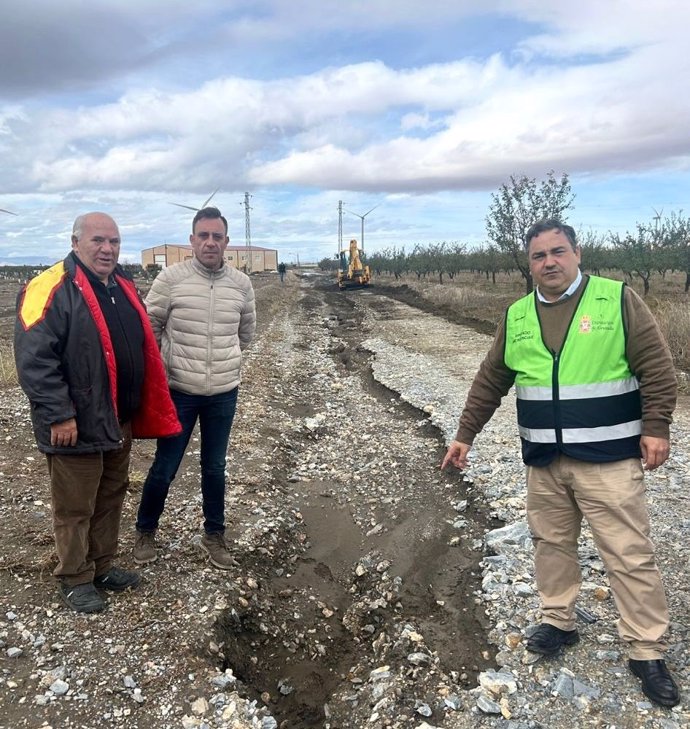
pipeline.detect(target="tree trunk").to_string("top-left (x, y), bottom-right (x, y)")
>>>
top-left (523, 271), bottom-right (533, 294)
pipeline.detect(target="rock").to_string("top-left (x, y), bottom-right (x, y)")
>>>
top-left (210, 670), bottom-right (236, 689)
top-left (476, 693), bottom-right (502, 714)
top-left (478, 669), bottom-right (518, 696)
top-left (369, 666), bottom-right (392, 682)
top-left (484, 522), bottom-right (532, 554)
top-left (415, 701), bottom-right (432, 717)
top-left (191, 697), bottom-right (209, 715)
top-left (49, 680), bottom-right (69, 696)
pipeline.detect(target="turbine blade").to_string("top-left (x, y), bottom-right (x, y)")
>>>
top-left (0, 208), bottom-right (18, 215)
top-left (169, 202), bottom-right (200, 211)
top-left (201, 187), bottom-right (220, 208)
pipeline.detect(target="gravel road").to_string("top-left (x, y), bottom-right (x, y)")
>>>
top-left (0, 271), bottom-right (687, 729)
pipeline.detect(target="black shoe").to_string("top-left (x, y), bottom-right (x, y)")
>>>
top-left (629, 659), bottom-right (680, 708)
top-left (94, 566), bottom-right (140, 592)
top-left (58, 582), bottom-right (105, 613)
top-left (525, 623), bottom-right (580, 656)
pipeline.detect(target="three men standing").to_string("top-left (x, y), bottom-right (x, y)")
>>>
top-left (15, 212), bottom-right (181, 613)
top-left (134, 207), bottom-right (256, 569)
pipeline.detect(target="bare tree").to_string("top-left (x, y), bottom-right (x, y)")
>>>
top-left (486, 171), bottom-right (574, 294)
top-left (611, 212), bottom-right (682, 296)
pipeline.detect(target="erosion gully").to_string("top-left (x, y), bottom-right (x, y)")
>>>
top-left (213, 276), bottom-right (497, 727)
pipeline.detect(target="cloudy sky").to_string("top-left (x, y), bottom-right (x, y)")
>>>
top-left (1, 0), bottom-right (688, 264)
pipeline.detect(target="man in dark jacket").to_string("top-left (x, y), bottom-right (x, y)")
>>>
top-left (14, 212), bottom-right (180, 614)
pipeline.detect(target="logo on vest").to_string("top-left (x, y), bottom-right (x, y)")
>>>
top-left (579, 315), bottom-right (592, 333)
top-left (511, 330), bottom-right (534, 343)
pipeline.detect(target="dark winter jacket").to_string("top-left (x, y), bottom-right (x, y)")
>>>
top-left (14, 254), bottom-right (181, 454)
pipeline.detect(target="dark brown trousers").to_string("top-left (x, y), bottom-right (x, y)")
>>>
top-left (46, 423), bottom-right (132, 586)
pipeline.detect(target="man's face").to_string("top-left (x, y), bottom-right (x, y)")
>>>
top-left (71, 213), bottom-right (120, 283)
top-left (190, 217), bottom-right (229, 270)
top-left (528, 228), bottom-right (581, 301)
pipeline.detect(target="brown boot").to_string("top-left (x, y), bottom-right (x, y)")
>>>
top-left (200, 532), bottom-right (238, 570)
top-left (133, 530), bottom-right (158, 565)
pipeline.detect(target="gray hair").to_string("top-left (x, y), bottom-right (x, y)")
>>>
top-left (72, 214), bottom-right (86, 240)
top-left (71, 212), bottom-right (118, 241)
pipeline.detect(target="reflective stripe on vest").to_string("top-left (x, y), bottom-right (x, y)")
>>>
top-left (518, 420), bottom-right (642, 444)
top-left (515, 375), bottom-right (640, 401)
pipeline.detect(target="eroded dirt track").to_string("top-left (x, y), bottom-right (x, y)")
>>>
top-left (0, 272), bottom-right (496, 729)
top-left (3, 272), bottom-right (689, 729)
top-left (213, 273), bottom-right (496, 726)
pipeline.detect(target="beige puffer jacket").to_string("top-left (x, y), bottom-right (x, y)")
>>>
top-left (145, 258), bottom-right (256, 395)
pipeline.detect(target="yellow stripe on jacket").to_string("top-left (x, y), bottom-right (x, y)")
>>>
top-left (17, 262), bottom-right (66, 330)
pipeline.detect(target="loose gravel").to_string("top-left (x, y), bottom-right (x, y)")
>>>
top-left (0, 273), bottom-right (687, 729)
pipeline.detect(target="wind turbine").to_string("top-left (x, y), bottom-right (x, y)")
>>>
top-left (169, 188), bottom-right (220, 212)
top-left (345, 203), bottom-right (380, 252)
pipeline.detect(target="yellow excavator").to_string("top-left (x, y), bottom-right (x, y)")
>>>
top-left (337, 238), bottom-right (371, 290)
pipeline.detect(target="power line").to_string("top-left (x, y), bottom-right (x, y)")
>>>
top-left (241, 192), bottom-right (253, 272)
top-left (337, 200), bottom-right (344, 255)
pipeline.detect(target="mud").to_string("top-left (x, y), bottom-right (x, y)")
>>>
top-left (212, 275), bottom-right (497, 727)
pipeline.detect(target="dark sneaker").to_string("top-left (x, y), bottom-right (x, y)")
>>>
top-left (133, 530), bottom-right (158, 565)
top-left (629, 659), bottom-right (680, 708)
top-left (94, 566), bottom-right (140, 592)
top-left (58, 582), bottom-right (105, 613)
top-left (200, 532), bottom-right (239, 570)
top-left (525, 623), bottom-right (580, 656)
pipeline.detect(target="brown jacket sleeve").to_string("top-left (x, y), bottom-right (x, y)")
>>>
top-left (455, 316), bottom-right (516, 444)
top-left (623, 286), bottom-right (676, 439)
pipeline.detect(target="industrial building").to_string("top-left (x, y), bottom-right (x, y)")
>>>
top-left (141, 244), bottom-right (278, 272)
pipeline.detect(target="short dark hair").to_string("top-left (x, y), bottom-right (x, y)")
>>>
top-left (192, 206), bottom-right (228, 235)
top-left (525, 219), bottom-right (577, 251)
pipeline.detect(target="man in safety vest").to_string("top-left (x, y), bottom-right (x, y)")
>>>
top-left (442, 218), bottom-right (679, 708)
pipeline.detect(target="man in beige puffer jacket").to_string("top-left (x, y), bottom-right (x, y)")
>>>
top-left (133, 206), bottom-right (256, 568)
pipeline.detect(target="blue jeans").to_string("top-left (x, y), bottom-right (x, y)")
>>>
top-left (136, 387), bottom-right (238, 534)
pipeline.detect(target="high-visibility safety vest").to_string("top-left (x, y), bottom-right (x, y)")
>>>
top-left (504, 276), bottom-right (642, 465)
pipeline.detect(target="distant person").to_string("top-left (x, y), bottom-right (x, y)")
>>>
top-left (278, 261), bottom-right (287, 283)
top-left (134, 206), bottom-right (256, 569)
top-left (442, 219), bottom-right (680, 708)
top-left (14, 212), bottom-right (180, 613)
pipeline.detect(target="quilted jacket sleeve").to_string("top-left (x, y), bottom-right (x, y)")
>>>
top-left (145, 270), bottom-right (172, 347)
top-left (239, 282), bottom-right (256, 351)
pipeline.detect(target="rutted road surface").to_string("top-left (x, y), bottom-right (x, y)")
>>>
top-left (1, 271), bottom-right (687, 729)
top-left (217, 272), bottom-right (497, 727)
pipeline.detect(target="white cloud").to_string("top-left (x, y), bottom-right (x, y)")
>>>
top-left (1, 1), bottom-right (690, 263)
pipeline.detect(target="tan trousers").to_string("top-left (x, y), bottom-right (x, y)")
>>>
top-left (46, 423), bottom-right (132, 586)
top-left (526, 454), bottom-right (669, 660)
